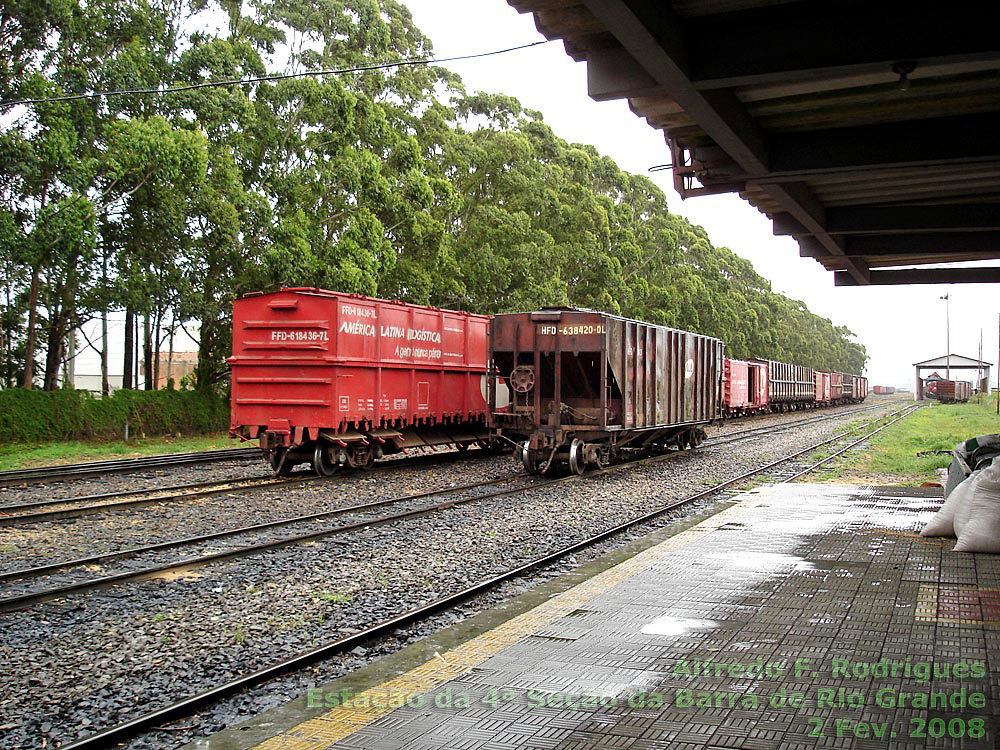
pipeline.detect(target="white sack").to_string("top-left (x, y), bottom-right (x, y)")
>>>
top-left (954, 460), bottom-right (1000, 553)
top-left (921, 469), bottom-right (981, 538)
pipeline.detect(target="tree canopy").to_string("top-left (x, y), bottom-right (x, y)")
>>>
top-left (0, 0), bottom-right (867, 392)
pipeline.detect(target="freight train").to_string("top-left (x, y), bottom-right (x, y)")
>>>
top-left (229, 289), bottom-right (867, 475)
top-left (924, 379), bottom-right (971, 403)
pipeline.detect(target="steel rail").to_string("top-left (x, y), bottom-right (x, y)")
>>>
top-left (2, 403), bottom-right (911, 609)
top-left (0, 476), bottom-right (298, 527)
top-left (0, 403), bottom-right (899, 596)
top-left (0, 449), bottom-right (496, 526)
top-left (704, 401), bottom-right (887, 445)
top-left (0, 474), bottom-right (537, 586)
top-left (0, 401), bottom-right (891, 525)
top-left (1, 402), bottom-right (900, 598)
top-left (781, 407), bottom-right (918, 482)
top-left (0, 447), bottom-right (260, 487)
top-left (57, 405), bottom-right (920, 750)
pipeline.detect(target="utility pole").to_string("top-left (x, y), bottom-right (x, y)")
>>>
top-left (940, 292), bottom-right (951, 379)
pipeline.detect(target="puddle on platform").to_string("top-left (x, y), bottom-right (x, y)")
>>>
top-left (641, 616), bottom-right (718, 637)
top-left (765, 513), bottom-right (846, 535)
top-left (712, 550), bottom-right (815, 572)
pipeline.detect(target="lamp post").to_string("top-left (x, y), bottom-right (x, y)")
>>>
top-left (940, 293), bottom-right (950, 379)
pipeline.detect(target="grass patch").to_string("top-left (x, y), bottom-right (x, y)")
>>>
top-left (823, 395), bottom-right (999, 485)
top-left (0, 434), bottom-right (239, 472)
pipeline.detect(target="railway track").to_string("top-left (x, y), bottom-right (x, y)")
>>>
top-left (1, 402), bottom-right (910, 609)
top-left (55, 402), bottom-right (921, 750)
top-left (0, 403), bottom-right (907, 612)
top-left (0, 447), bottom-right (260, 488)
top-left (0, 401), bottom-right (890, 527)
top-left (0, 449), bottom-right (497, 525)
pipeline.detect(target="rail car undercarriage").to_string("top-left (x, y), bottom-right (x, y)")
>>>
top-left (239, 422), bottom-right (492, 476)
top-left (517, 423), bottom-right (708, 476)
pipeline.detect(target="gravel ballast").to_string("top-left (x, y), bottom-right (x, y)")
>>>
top-left (0, 401), bottom-right (909, 750)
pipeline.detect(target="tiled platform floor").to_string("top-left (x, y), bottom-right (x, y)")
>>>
top-left (249, 484), bottom-right (1000, 750)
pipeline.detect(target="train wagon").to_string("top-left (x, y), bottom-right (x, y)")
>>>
top-left (814, 370), bottom-right (832, 404)
top-left (872, 385), bottom-right (896, 395)
top-left (753, 359), bottom-right (814, 410)
top-left (926, 379), bottom-right (971, 403)
top-left (722, 358), bottom-right (768, 417)
top-left (842, 373), bottom-right (869, 403)
top-left (489, 307), bottom-right (723, 474)
top-left (829, 371), bottom-right (844, 402)
top-left (229, 288), bottom-right (492, 474)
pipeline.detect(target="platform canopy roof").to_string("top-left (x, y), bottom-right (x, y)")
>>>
top-left (507, 0), bottom-right (1000, 286)
top-left (913, 354), bottom-right (993, 368)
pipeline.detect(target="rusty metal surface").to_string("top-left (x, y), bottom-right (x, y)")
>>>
top-left (753, 358), bottom-right (813, 403)
top-left (490, 308), bottom-right (723, 439)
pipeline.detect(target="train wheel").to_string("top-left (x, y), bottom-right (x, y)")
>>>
top-left (313, 444), bottom-right (338, 477)
top-left (568, 439), bottom-right (586, 475)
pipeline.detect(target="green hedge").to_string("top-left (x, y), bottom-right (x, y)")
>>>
top-left (0, 388), bottom-right (229, 444)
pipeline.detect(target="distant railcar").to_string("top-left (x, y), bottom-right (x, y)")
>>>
top-left (814, 370), bottom-right (832, 404)
top-left (229, 288), bottom-right (492, 474)
top-left (842, 373), bottom-right (868, 403)
top-left (753, 359), bottom-right (814, 410)
top-left (490, 307), bottom-right (723, 474)
top-left (722, 358), bottom-right (768, 417)
top-left (872, 385), bottom-right (896, 395)
top-left (829, 371), bottom-right (845, 402)
top-left (926, 379), bottom-right (971, 403)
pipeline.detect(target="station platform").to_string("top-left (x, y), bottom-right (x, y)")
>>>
top-left (195, 483), bottom-right (1000, 750)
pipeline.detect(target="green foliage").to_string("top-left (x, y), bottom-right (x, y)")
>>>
top-left (0, 388), bottom-right (228, 444)
top-left (0, 0), bottom-right (868, 395)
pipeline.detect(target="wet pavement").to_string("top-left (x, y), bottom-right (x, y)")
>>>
top-left (190, 483), bottom-right (1000, 750)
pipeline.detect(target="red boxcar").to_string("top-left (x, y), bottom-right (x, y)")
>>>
top-left (842, 373), bottom-right (868, 403)
top-left (229, 288), bottom-right (491, 474)
top-left (926, 379), bottom-right (970, 403)
top-left (723, 358), bottom-right (768, 416)
top-left (829, 371), bottom-right (845, 401)
top-left (814, 371), bottom-right (832, 404)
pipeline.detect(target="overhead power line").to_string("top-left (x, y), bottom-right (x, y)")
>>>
top-left (1, 40), bottom-right (553, 109)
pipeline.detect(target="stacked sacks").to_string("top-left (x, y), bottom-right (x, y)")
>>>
top-left (922, 458), bottom-right (1000, 553)
top-left (944, 434), bottom-right (1000, 496)
top-left (954, 460), bottom-right (1000, 552)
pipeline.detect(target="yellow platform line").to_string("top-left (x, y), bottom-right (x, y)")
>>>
top-left (252, 494), bottom-right (773, 749)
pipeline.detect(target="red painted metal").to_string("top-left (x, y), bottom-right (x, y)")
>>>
top-left (229, 288), bottom-right (491, 461)
top-left (724, 358), bottom-right (750, 410)
top-left (814, 371), bottom-right (832, 403)
top-left (723, 358), bottom-right (768, 415)
top-left (829, 371), bottom-right (845, 400)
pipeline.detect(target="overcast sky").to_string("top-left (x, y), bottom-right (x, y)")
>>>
top-left (403, 0), bottom-right (1000, 390)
